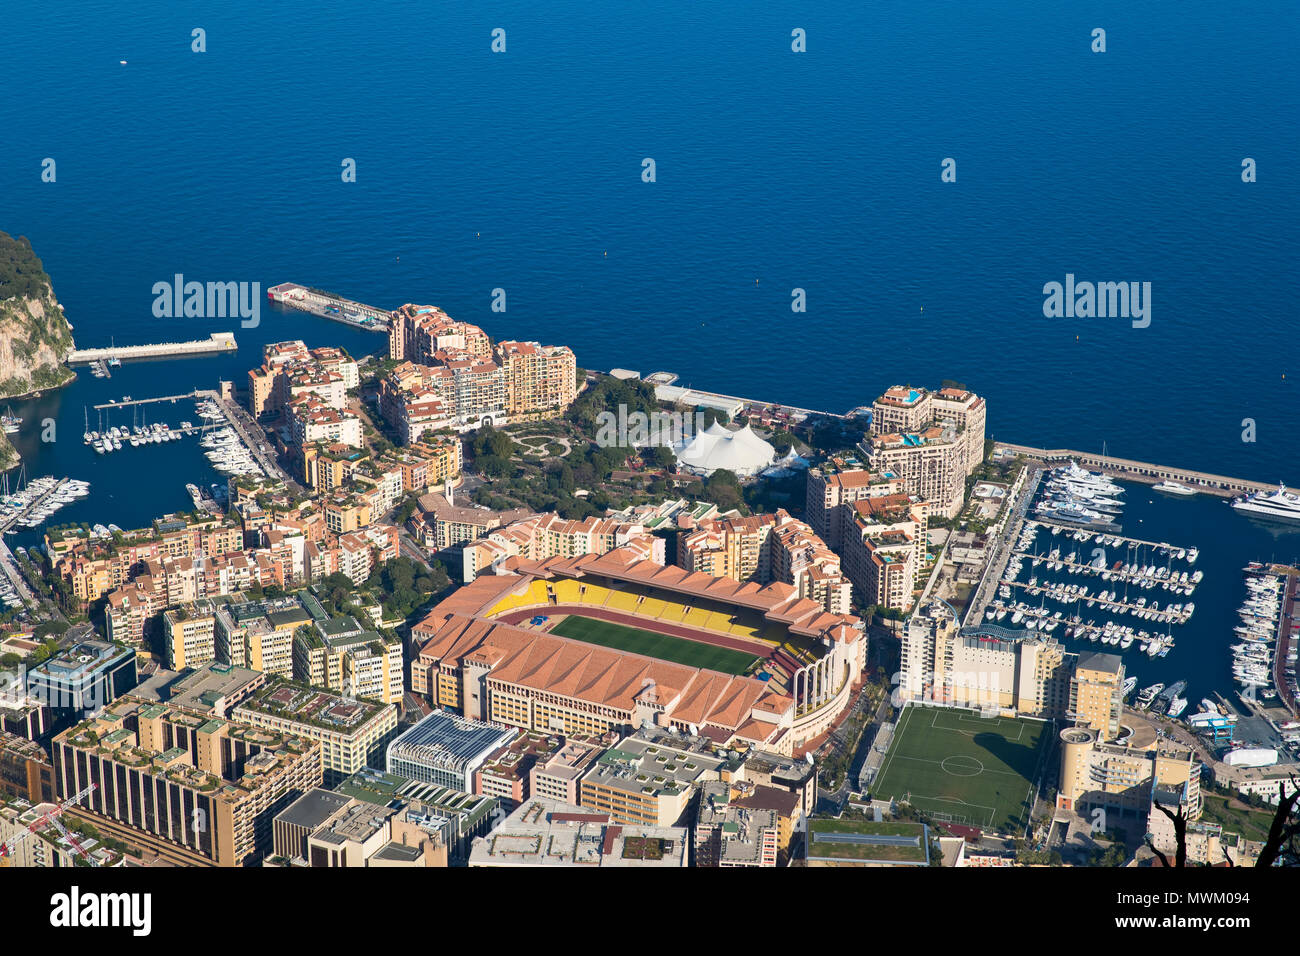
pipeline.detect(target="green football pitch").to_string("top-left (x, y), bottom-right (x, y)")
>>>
top-left (548, 614), bottom-right (761, 676)
top-left (871, 706), bottom-right (1050, 835)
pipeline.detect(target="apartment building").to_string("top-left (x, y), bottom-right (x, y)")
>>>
top-left (577, 728), bottom-right (733, 828)
top-left (861, 384), bottom-right (987, 519)
top-left (472, 731), bottom-right (568, 809)
top-left (1069, 651), bottom-right (1126, 741)
top-left (291, 616), bottom-right (403, 704)
top-left (678, 509), bottom-right (850, 615)
top-left (694, 780), bottom-right (780, 867)
top-left (233, 680), bottom-right (398, 786)
top-left (804, 459), bottom-right (908, 550)
top-left (388, 304), bottom-right (492, 366)
top-left (899, 601), bottom-right (1074, 718)
top-left (50, 514), bottom-right (245, 606)
top-left (214, 599), bottom-right (307, 679)
top-left (286, 394), bottom-right (363, 448)
top-left (528, 735), bottom-right (613, 806)
top-left (247, 340), bottom-right (358, 420)
top-left (496, 340), bottom-right (577, 420)
top-left (383, 306), bottom-right (576, 433)
top-left (52, 701), bottom-right (322, 866)
top-left (162, 603), bottom-right (218, 671)
top-left (464, 511), bottom-right (664, 582)
top-left (1057, 727), bottom-right (1201, 823)
top-left (840, 494), bottom-right (929, 611)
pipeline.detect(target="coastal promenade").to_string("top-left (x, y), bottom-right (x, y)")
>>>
top-left (996, 443), bottom-right (1278, 497)
top-left (66, 333), bottom-right (237, 365)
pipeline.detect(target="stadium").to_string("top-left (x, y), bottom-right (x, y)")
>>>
top-left (410, 548), bottom-right (866, 755)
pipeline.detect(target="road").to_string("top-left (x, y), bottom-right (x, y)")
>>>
top-left (204, 392), bottom-right (304, 493)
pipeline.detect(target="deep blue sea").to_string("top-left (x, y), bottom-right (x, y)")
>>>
top-left (1, 1), bottom-right (1297, 703)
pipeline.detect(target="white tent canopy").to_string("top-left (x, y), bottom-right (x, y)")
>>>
top-left (673, 422), bottom-right (776, 477)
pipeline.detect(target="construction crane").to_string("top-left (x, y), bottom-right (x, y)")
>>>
top-left (0, 784), bottom-right (98, 866)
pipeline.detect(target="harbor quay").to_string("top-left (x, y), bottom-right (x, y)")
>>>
top-left (65, 332), bottom-right (238, 365)
top-left (267, 282), bottom-right (389, 332)
top-left (996, 442), bottom-right (1277, 497)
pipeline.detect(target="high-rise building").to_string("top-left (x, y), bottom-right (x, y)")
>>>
top-left (1069, 652), bottom-right (1126, 741)
top-left (162, 603), bottom-right (217, 671)
top-left (678, 510), bottom-right (851, 615)
top-left (52, 700), bottom-right (322, 866)
top-left (840, 495), bottom-right (929, 611)
top-left (861, 384), bottom-right (986, 519)
top-left (234, 680), bottom-right (397, 785)
top-left (900, 602), bottom-right (1074, 718)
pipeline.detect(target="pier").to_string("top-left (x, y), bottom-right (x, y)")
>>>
top-left (66, 333), bottom-right (237, 365)
top-left (997, 579), bottom-right (1192, 626)
top-left (93, 391), bottom-right (201, 411)
top-left (997, 442), bottom-right (1280, 497)
top-left (267, 283), bottom-right (390, 332)
top-left (0, 476), bottom-right (73, 535)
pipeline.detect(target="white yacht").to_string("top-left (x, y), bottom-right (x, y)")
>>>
top-left (1231, 484), bottom-right (1300, 524)
top-left (1153, 479), bottom-right (1197, 495)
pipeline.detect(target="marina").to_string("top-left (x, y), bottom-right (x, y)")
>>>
top-left (0, 473), bottom-right (91, 535)
top-left (82, 397), bottom-right (227, 456)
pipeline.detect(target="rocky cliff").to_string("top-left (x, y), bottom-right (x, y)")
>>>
top-left (0, 232), bottom-right (77, 470)
top-left (0, 232), bottom-right (76, 398)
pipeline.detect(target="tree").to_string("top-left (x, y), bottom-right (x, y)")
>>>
top-left (1255, 778), bottom-right (1300, 867)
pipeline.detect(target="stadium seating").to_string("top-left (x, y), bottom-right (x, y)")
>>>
top-left (605, 590), bottom-right (642, 614)
top-left (657, 600), bottom-right (690, 623)
top-left (637, 597), bottom-right (668, 618)
top-left (702, 611), bottom-right (733, 634)
top-left (578, 584), bottom-right (612, 606)
top-left (551, 580), bottom-right (583, 605)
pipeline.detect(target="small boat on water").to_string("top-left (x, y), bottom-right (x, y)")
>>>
top-left (1153, 479), bottom-right (1197, 496)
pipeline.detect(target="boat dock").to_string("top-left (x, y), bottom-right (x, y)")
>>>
top-left (1008, 547), bottom-right (1200, 592)
top-left (66, 333), bottom-right (238, 365)
top-left (93, 391), bottom-right (202, 410)
top-left (267, 283), bottom-right (390, 332)
top-left (1271, 567), bottom-right (1299, 717)
top-left (997, 442), bottom-right (1280, 497)
top-left (0, 476), bottom-right (74, 534)
top-left (1025, 519), bottom-right (1191, 554)
top-left (1032, 516), bottom-right (1122, 535)
top-left (998, 579), bottom-right (1192, 626)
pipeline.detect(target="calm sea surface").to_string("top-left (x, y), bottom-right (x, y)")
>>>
top-left (1, 0), bottom-right (1297, 701)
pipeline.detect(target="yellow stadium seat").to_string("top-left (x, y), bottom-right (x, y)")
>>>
top-left (702, 611), bottom-right (732, 633)
top-left (606, 590), bottom-right (641, 613)
top-left (579, 585), bottom-right (611, 605)
top-left (552, 580), bottom-right (583, 605)
top-left (637, 597), bottom-right (668, 618)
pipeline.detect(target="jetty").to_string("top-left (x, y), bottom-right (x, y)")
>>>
top-left (997, 442), bottom-right (1278, 497)
top-left (267, 283), bottom-right (390, 332)
top-left (93, 391), bottom-right (201, 411)
top-left (66, 333), bottom-right (237, 365)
